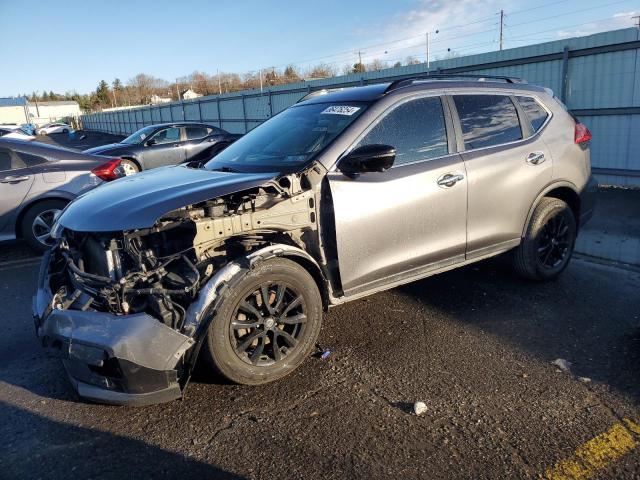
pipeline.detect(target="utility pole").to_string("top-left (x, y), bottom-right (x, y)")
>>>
top-left (632, 15), bottom-right (640, 29)
top-left (499, 10), bottom-right (504, 51)
top-left (175, 79), bottom-right (180, 100)
top-left (426, 32), bottom-right (429, 69)
top-left (426, 30), bottom-right (439, 69)
top-left (217, 69), bottom-right (222, 95)
top-left (259, 69), bottom-right (263, 93)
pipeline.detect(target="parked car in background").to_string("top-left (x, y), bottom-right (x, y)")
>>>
top-left (0, 139), bottom-right (124, 251)
top-left (82, 122), bottom-right (242, 175)
top-left (36, 123), bottom-right (72, 135)
top-left (34, 75), bottom-right (596, 405)
top-left (0, 127), bottom-right (36, 141)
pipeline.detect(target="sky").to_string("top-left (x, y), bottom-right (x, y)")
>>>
top-left (0, 0), bottom-right (637, 97)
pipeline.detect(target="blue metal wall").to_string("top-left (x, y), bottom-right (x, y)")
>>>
top-left (81, 28), bottom-right (640, 186)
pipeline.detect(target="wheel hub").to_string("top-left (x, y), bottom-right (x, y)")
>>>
top-left (264, 317), bottom-right (276, 329)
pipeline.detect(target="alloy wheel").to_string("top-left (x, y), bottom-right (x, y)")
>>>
top-left (32, 208), bottom-right (61, 246)
top-left (537, 213), bottom-right (571, 269)
top-left (230, 281), bottom-right (307, 366)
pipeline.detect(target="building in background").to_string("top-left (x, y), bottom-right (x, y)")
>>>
top-left (0, 98), bottom-right (80, 125)
top-left (180, 88), bottom-right (202, 100)
top-left (150, 94), bottom-right (172, 104)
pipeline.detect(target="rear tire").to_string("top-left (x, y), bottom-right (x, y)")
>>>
top-left (513, 197), bottom-right (576, 281)
top-left (201, 258), bottom-right (323, 385)
top-left (21, 199), bottom-right (67, 252)
top-left (120, 159), bottom-right (140, 176)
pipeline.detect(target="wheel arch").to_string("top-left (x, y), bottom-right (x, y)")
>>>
top-left (120, 156), bottom-right (142, 171)
top-left (521, 181), bottom-right (581, 237)
top-left (14, 195), bottom-right (72, 238)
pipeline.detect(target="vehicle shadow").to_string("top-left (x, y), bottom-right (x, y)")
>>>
top-left (395, 256), bottom-right (640, 402)
top-left (0, 401), bottom-right (245, 479)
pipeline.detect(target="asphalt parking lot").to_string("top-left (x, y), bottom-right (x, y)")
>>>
top-left (1, 132), bottom-right (639, 479)
top-left (1, 241), bottom-right (639, 479)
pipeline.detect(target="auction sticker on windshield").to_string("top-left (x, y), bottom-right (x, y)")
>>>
top-left (321, 105), bottom-right (361, 116)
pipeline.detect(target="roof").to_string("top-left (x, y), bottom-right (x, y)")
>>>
top-left (139, 121), bottom-right (223, 130)
top-left (30, 101), bottom-right (79, 106)
top-left (297, 78), bottom-right (547, 106)
top-left (0, 97), bottom-right (27, 107)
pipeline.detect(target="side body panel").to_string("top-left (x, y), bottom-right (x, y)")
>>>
top-left (328, 155), bottom-right (467, 295)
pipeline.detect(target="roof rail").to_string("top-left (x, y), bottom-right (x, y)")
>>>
top-left (385, 73), bottom-right (526, 93)
top-left (297, 87), bottom-right (346, 103)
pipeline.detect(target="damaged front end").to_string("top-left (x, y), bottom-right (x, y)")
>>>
top-left (33, 172), bottom-right (324, 405)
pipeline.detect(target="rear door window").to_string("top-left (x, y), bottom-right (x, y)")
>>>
top-left (185, 126), bottom-right (211, 140)
top-left (517, 96), bottom-right (549, 132)
top-left (453, 94), bottom-right (523, 150)
top-left (356, 96), bottom-right (448, 166)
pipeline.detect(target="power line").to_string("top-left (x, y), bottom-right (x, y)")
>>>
top-left (506, 0), bottom-right (635, 29)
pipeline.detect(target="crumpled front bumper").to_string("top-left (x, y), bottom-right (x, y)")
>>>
top-left (33, 251), bottom-right (194, 406)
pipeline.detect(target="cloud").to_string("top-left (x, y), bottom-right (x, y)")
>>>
top-left (556, 11), bottom-right (638, 39)
top-left (352, 0), bottom-right (507, 64)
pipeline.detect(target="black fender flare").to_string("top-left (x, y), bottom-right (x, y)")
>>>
top-left (521, 180), bottom-right (580, 237)
top-left (178, 244), bottom-right (326, 390)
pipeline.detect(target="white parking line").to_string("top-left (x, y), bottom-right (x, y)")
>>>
top-left (0, 257), bottom-right (42, 271)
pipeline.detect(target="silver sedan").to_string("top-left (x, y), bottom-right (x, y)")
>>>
top-left (0, 139), bottom-right (124, 251)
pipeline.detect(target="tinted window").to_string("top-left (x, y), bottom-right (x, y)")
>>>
top-left (15, 151), bottom-right (47, 166)
top-left (517, 96), bottom-right (549, 132)
top-left (0, 151), bottom-right (11, 170)
top-left (0, 129), bottom-right (8, 137)
top-left (356, 97), bottom-right (448, 166)
top-left (185, 126), bottom-right (211, 140)
top-left (454, 95), bottom-right (522, 149)
top-left (152, 127), bottom-right (181, 144)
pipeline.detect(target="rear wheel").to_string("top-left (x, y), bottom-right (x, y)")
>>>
top-left (120, 159), bottom-right (140, 176)
top-left (513, 197), bottom-right (576, 280)
top-left (201, 258), bottom-right (323, 385)
top-left (21, 199), bottom-right (67, 252)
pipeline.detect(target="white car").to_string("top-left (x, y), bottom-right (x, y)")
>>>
top-left (0, 127), bottom-right (35, 141)
top-left (36, 123), bottom-right (72, 135)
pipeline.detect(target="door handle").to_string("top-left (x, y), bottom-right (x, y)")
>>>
top-left (0, 175), bottom-right (30, 183)
top-left (437, 173), bottom-right (464, 188)
top-left (526, 152), bottom-right (545, 165)
top-left (173, 143), bottom-right (181, 147)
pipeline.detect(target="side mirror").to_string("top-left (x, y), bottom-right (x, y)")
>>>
top-left (339, 144), bottom-right (396, 177)
top-left (145, 138), bottom-right (156, 147)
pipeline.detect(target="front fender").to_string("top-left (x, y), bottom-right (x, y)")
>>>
top-left (179, 244), bottom-right (327, 386)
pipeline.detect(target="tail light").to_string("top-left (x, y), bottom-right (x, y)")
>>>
top-left (91, 158), bottom-right (122, 181)
top-left (574, 123), bottom-right (592, 144)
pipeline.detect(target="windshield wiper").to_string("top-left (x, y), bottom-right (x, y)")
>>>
top-left (209, 166), bottom-right (241, 173)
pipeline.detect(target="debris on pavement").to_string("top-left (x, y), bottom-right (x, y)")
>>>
top-left (413, 401), bottom-right (427, 416)
top-left (578, 377), bottom-right (592, 383)
top-left (314, 344), bottom-right (331, 360)
top-left (552, 358), bottom-right (572, 372)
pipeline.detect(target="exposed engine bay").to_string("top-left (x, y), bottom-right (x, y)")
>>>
top-left (45, 173), bottom-right (323, 337)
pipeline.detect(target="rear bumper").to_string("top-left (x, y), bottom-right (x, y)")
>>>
top-left (33, 252), bottom-right (194, 406)
top-left (579, 174), bottom-right (598, 227)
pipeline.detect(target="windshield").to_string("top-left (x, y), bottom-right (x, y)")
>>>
top-left (121, 125), bottom-right (157, 144)
top-left (204, 102), bottom-right (367, 173)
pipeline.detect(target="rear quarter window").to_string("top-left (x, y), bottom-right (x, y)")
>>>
top-left (517, 96), bottom-right (549, 132)
top-left (453, 94), bottom-right (523, 150)
top-left (15, 151), bottom-right (48, 166)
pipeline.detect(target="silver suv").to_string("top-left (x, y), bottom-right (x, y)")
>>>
top-left (34, 75), bottom-right (596, 405)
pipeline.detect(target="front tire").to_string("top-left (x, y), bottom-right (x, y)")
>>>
top-left (201, 258), bottom-right (323, 385)
top-left (513, 197), bottom-right (577, 281)
top-left (21, 199), bottom-right (67, 252)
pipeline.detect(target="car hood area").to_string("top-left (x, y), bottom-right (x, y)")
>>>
top-left (57, 165), bottom-right (277, 231)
